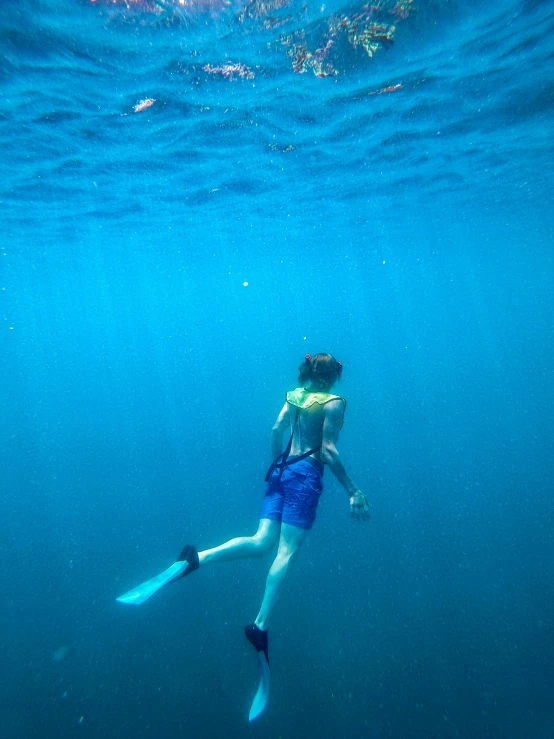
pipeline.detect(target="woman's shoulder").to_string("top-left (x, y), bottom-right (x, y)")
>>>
top-left (287, 387), bottom-right (346, 408)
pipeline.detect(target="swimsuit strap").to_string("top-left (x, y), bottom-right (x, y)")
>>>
top-left (264, 408), bottom-right (321, 482)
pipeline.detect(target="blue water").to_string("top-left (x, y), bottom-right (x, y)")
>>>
top-left (1, 0), bottom-right (553, 737)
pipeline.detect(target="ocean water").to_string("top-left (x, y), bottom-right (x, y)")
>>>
top-left (1, 0), bottom-right (553, 737)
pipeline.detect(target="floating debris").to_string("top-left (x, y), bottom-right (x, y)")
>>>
top-left (346, 22), bottom-right (396, 58)
top-left (286, 37), bottom-right (338, 77)
top-left (203, 63), bottom-right (255, 80)
top-left (237, 0), bottom-right (292, 26)
top-left (369, 83), bottom-right (404, 95)
top-left (133, 98), bottom-right (156, 113)
top-left (269, 142), bottom-right (296, 152)
top-left (90, 0), bottom-right (415, 79)
top-left (389, 0), bottom-right (414, 21)
top-left (280, 3), bottom-right (402, 77)
top-left (90, 0), bottom-right (229, 13)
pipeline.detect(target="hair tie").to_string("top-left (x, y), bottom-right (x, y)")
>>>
top-left (305, 354), bottom-right (311, 361)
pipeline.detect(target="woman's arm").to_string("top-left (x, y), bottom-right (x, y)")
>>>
top-left (271, 402), bottom-right (290, 459)
top-left (320, 400), bottom-right (370, 521)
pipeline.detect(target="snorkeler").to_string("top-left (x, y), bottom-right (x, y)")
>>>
top-left (117, 353), bottom-right (370, 719)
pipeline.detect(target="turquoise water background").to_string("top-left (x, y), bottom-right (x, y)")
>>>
top-left (1, 0), bottom-right (553, 737)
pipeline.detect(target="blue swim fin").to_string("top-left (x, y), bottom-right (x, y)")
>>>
top-left (249, 651), bottom-right (271, 722)
top-left (116, 545), bottom-right (199, 606)
top-left (245, 623), bottom-right (270, 721)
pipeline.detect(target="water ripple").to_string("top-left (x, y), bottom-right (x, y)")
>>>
top-left (1, 0), bottom-right (553, 237)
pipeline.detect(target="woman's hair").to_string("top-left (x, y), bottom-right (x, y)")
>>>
top-left (298, 353), bottom-right (342, 389)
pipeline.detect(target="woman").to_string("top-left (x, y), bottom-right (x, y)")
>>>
top-left (117, 352), bottom-right (370, 718)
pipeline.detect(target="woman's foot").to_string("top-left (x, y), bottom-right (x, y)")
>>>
top-left (245, 623), bottom-right (269, 665)
top-left (174, 544), bottom-right (199, 579)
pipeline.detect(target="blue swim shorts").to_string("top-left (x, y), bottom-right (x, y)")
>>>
top-left (260, 457), bottom-right (324, 530)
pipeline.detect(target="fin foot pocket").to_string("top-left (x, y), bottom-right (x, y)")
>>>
top-left (174, 544), bottom-right (199, 580)
top-left (245, 623), bottom-right (269, 666)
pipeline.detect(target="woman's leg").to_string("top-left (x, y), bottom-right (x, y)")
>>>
top-left (199, 518), bottom-right (280, 566)
top-left (254, 523), bottom-right (308, 630)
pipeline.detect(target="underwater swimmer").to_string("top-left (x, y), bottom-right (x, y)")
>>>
top-left (117, 352), bottom-right (370, 719)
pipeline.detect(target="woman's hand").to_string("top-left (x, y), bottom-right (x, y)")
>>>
top-left (349, 490), bottom-right (371, 521)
